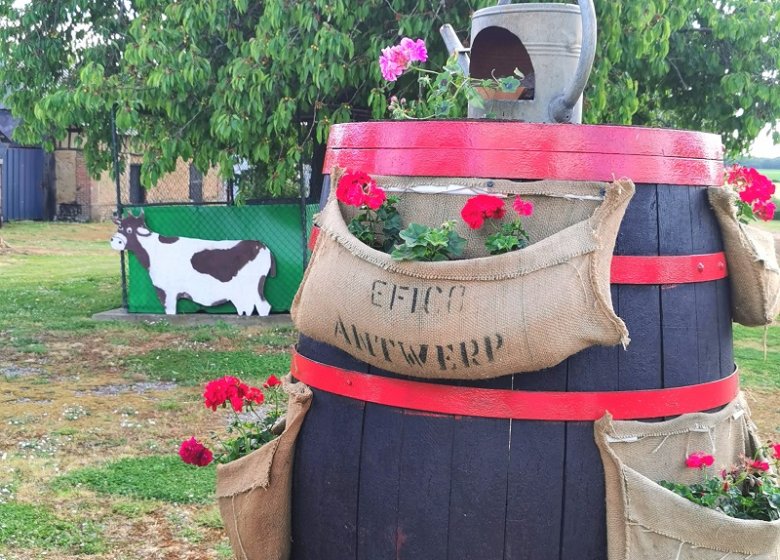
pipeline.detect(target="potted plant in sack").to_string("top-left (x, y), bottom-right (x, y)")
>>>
top-left (179, 374), bottom-right (312, 560)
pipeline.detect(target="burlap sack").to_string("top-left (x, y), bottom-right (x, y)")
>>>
top-left (292, 170), bottom-right (632, 379)
top-left (709, 188), bottom-right (780, 326)
top-left (216, 378), bottom-right (312, 560)
top-left (595, 395), bottom-right (780, 560)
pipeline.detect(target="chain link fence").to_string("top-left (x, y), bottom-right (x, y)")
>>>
top-left (112, 119), bottom-right (321, 315)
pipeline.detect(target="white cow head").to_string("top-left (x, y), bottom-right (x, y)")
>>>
top-left (110, 212), bottom-right (152, 252)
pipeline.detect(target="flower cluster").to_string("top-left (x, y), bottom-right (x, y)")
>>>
top-left (179, 374), bottom-right (283, 467)
top-left (376, 38), bottom-right (523, 120)
top-left (336, 170), bottom-right (401, 252)
top-left (179, 437), bottom-right (213, 467)
top-left (379, 37), bottom-right (428, 82)
top-left (461, 193), bottom-right (534, 255)
top-left (725, 165), bottom-right (776, 222)
top-left (335, 170), bottom-right (386, 210)
top-left (461, 194), bottom-right (506, 229)
top-left (659, 443), bottom-right (780, 521)
top-left (203, 375), bottom-right (264, 412)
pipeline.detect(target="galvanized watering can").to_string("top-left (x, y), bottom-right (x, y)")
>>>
top-left (440, 0), bottom-right (597, 123)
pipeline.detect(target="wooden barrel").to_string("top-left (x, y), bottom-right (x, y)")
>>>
top-left (291, 121), bottom-right (732, 560)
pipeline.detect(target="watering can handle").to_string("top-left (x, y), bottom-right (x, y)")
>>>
top-left (548, 0), bottom-right (597, 123)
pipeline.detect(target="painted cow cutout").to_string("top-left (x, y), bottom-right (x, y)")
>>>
top-left (110, 212), bottom-right (275, 316)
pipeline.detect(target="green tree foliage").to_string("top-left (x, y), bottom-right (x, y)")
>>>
top-left (0, 0), bottom-right (778, 195)
top-left (0, 0), bottom-right (131, 177)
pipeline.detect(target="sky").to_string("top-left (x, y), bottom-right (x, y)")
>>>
top-left (749, 123), bottom-right (780, 158)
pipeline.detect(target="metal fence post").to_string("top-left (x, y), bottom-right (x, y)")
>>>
top-left (110, 106), bottom-right (128, 309)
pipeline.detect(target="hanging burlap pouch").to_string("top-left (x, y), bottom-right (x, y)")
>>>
top-left (216, 378), bottom-right (312, 560)
top-left (709, 187), bottom-right (780, 326)
top-left (595, 395), bottom-right (780, 560)
top-left (291, 170), bottom-right (632, 379)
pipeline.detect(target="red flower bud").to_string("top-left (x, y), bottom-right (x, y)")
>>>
top-left (263, 374), bottom-right (282, 389)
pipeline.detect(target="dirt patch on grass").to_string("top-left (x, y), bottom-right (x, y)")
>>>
top-left (744, 388), bottom-right (780, 441)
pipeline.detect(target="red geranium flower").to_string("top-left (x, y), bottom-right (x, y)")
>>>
top-left (179, 437), bottom-right (213, 467)
top-left (749, 459), bottom-right (770, 472)
top-left (513, 197), bottom-right (534, 217)
top-left (263, 375), bottom-right (281, 389)
top-left (685, 451), bottom-right (715, 469)
top-left (336, 170), bottom-right (385, 209)
top-left (771, 443), bottom-right (780, 460)
top-left (461, 194), bottom-right (506, 229)
top-left (754, 200), bottom-right (776, 221)
top-left (363, 183), bottom-right (387, 210)
top-left (203, 376), bottom-right (256, 412)
top-left (245, 386), bottom-right (265, 405)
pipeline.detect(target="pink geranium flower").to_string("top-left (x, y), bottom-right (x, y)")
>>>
top-left (379, 38), bottom-right (427, 82)
top-left (379, 45), bottom-right (409, 82)
top-left (399, 37), bottom-right (427, 63)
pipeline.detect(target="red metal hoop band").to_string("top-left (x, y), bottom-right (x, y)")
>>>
top-left (291, 351), bottom-right (739, 421)
top-left (610, 252), bottom-right (727, 284)
top-left (308, 227), bottom-right (727, 285)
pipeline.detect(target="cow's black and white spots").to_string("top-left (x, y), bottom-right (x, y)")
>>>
top-left (110, 212), bottom-right (275, 316)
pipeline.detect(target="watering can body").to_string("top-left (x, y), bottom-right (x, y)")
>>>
top-left (441, 0), bottom-right (596, 124)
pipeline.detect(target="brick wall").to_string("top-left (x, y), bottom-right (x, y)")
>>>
top-left (54, 149), bottom-right (226, 222)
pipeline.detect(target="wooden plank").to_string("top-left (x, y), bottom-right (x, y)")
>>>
top-left (566, 287), bottom-right (621, 392)
top-left (292, 337), bottom-right (366, 560)
top-left (448, 412), bottom-right (511, 560)
top-left (658, 184), bottom-right (698, 388)
top-left (356, 397), bottom-right (404, 560)
top-left (555, 182), bottom-right (649, 559)
top-left (561, 338), bottom-right (619, 560)
top-left (395, 411), bottom-right (455, 559)
top-left (716, 277), bottom-right (734, 378)
top-left (689, 187), bottom-right (722, 383)
top-left (505, 361), bottom-right (567, 560)
top-left (559, 422), bottom-right (608, 560)
top-left (614, 184), bottom-right (662, 391)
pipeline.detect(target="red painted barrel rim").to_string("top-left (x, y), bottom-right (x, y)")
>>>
top-left (291, 351), bottom-right (739, 421)
top-left (309, 227), bottom-right (727, 285)
top-left (327, 122), bottom-right (724, 158)
top-left (324, 121), bottom-right (724, 185)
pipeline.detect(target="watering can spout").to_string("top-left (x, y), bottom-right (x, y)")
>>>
top-left (548, 0), bottom-right (597, 122)
top-left (439, 24), bottom-right (470, 75)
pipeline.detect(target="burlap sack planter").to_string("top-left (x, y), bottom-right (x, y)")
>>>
top-left (216, 379), bottom-right (312, 560)
top-left (709, 188), bottom-right (780, 326)
top-left (595, 395), bottom-right (780, 560)
top-left (292, 172), bottom-right (632, 380)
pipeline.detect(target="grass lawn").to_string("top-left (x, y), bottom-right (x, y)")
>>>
top-left (0, 221), bottom-right (295, 560)
top-left (0, 220), bottom-right (779, 559)
top-left (757, 168), bottom-right (780, 183)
